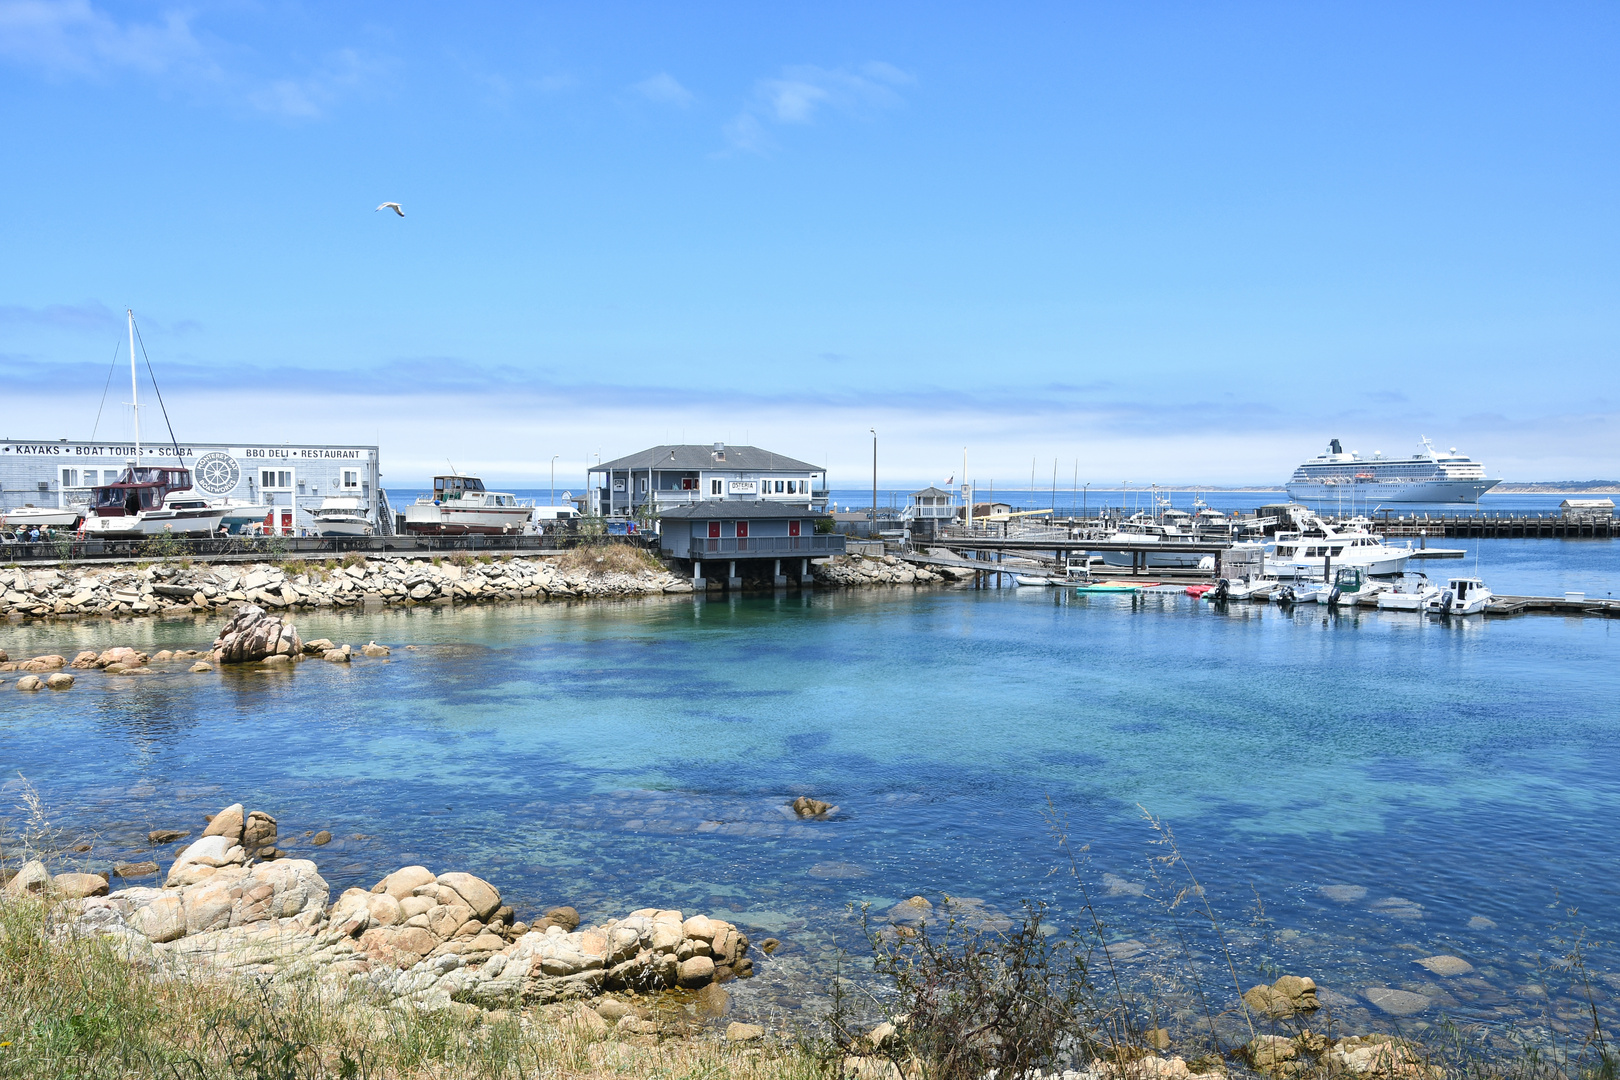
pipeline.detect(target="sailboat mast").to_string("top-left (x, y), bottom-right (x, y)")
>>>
top-left (128, 309), bottom-right (140, 463)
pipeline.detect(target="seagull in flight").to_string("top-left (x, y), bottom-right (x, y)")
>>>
top-left (375, 202), bottom-right (404, 217)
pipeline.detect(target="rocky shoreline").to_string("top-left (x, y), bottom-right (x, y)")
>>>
top-left (0, 551), bottom-right (966, 626)
top-left (4, 799), bottom-right (767, 1040)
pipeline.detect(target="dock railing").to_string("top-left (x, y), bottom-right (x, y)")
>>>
top-left (685, 535), bottom-right (845, 558)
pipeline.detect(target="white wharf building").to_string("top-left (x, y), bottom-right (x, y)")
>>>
top-left (0, 439), bottom-right (386, 533)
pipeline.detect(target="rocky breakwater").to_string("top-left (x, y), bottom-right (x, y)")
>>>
top-left (813, 554), bottom-right (959, 587)
top-left (22, 801), bottom-right (753, 1017)
top-left (0, 552), bottom-right (695, 623)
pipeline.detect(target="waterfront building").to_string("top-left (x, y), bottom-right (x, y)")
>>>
top-left (903, 485), bottom-right (958, 537)
top-left (0, 438), bottom-right (387, 533)
top-left (656, 503), bottom-right (844, 588)
top-left (588, 443), bottom-right (827, 519)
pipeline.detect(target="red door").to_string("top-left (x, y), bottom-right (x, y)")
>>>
top-left (708, 522), bottom-right (720, 538)
top-left (788, 520), bottom-right (800, 537)
top-left (736, 521), bottom-right (748, 539)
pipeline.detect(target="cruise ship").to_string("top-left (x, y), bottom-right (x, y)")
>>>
top-left (1285, 438), bottom-right (1500, 504)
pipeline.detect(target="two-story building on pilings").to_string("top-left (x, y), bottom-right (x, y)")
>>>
top-left (591, 443), bottom-right (843, 588)
top-left (588, 443), bottom-right (828, 520)
top-left (656, 503), bottom-right (845, 588)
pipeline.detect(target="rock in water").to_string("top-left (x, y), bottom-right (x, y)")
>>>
top-left (213, 604), bottom-right (302, 663)
top-left (52, 872), bottom-right (109, 899)
top-left (203, 803), bottom-right (246, 844)
top-left (791, 795), bottom-right (835, 818)
top-left (4, 860), bottom-right (51, 898)
top-left (243, 810), bottom-right (278, 850)
top-left (149, 829), bottom-right (189, 844)
top-left (1364, 987), bottom-right (1432, 1015)
top-left (1416, 954), bottom-right (1474, 976)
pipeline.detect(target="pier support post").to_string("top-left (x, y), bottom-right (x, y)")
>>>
top-left (692, 559), bottom-right (705, 589)
top-left (773, 558), bottom-right (786, 586)
top-left (800, 557), bottom-right (811, 584)
top-left (727, 560), bottom-right (741, 590)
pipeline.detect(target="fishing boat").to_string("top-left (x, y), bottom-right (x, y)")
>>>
top-left (1426, 577), bottom-right (1493, 616)
top-left (310, 496), bottom-right (373, 537)
top-left (80, 311), bottom-right (229, 539)
top-left (1320, 566), bottom-right (1387, 606)
top-left (1376, 573), bottom-right (1441, 611)
top-left (404, 475), bottom-right (534, 535)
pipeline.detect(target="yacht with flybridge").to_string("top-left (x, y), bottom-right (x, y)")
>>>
top-left (1286, 438), bottom-right (1499, 504)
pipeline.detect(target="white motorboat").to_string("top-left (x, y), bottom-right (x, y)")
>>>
top-left (1376, 573), bottom-right (1441, 611)
top-left (1292, 577), bottom-right (1331, 604)
top-left (1094, 515), bottom-right (1209, 569)
top-left (1426, 577), bottom-right (1493, 616)
top-left (1265, 513), bottom-right (1411, 578)
top-left (1, 505), bottom-right (84, 530)
top-left (311, 496), bottom-right (373, 537)
top-left (210, 498), bottom-right (273, 534)
top-left (404, 474), bottom-right (534, 535)
top-left (82, 468), bottom-right (229, 537)
top-left (1319, 566), bottom-right (1388, 606)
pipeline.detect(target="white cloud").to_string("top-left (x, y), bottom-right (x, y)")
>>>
top-left (247, 48), bottom-right (389, 120)
top-left (630, 71), bottom-right (692, 107)
top-left (0, 0), bottom-right (213, 79)
top-left (725, 61), bottom-right (913, 153)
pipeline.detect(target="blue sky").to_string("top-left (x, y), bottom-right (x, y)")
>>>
top-left (1, 2), bottom-right (1616, 486)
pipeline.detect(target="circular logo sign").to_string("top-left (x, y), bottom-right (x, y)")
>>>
top-left (193, 452), bottom-right (242, 495)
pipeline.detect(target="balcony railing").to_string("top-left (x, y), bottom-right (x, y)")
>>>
top-left (686, 534), bottom-right (845, 558)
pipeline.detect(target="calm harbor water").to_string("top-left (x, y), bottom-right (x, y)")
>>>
top-left (3, 546), bottom-right (1618, 1041)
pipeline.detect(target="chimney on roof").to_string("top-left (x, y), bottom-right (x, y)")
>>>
top-left (712, 441), bottom-right (725, 460)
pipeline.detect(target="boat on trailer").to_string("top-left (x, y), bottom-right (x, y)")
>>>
top-left (404, 475), bottom-right (533, 535)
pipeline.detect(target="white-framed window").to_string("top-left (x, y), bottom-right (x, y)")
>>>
top-left (710, 479), bottom-right (723, 495)
top-left (61, 468), bottom-right (78, 487)
top-left (342, 469), bottom-right (360, 489)
top-left (261, 469), bottom-right (293, 489)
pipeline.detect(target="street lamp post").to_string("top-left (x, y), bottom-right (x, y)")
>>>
top-left (870, 428), bottom-right (878, 537)
top-left (550, 455), bottom-right (559, 509)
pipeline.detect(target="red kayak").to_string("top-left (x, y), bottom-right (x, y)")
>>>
top-left (1185, 583), bottom-right (1215, 597)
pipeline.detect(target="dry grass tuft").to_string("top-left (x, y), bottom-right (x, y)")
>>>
top-left (554, 544), bottom-right (664, 576)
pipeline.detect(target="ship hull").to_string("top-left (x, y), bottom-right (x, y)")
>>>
top-left (403, 505), bottom-right (530, 535)
top-left (1286, 478), bottom-right (1499, 504)
top-left (82, 508), bottom-right (229, 538)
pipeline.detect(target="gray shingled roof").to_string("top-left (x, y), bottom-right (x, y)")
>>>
top-left (658, 501), bottom-right (824, 520)
top-left (911, 486), bottom-right (955, 498)
top-left (594, 444), bottom-right (821, 473)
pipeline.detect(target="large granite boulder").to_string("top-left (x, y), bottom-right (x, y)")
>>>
top-left (213, 605), bottom-right (301, 664)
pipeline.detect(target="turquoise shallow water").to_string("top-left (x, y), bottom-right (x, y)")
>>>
top-left (3, 580), bottom-right (1619, 1036)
